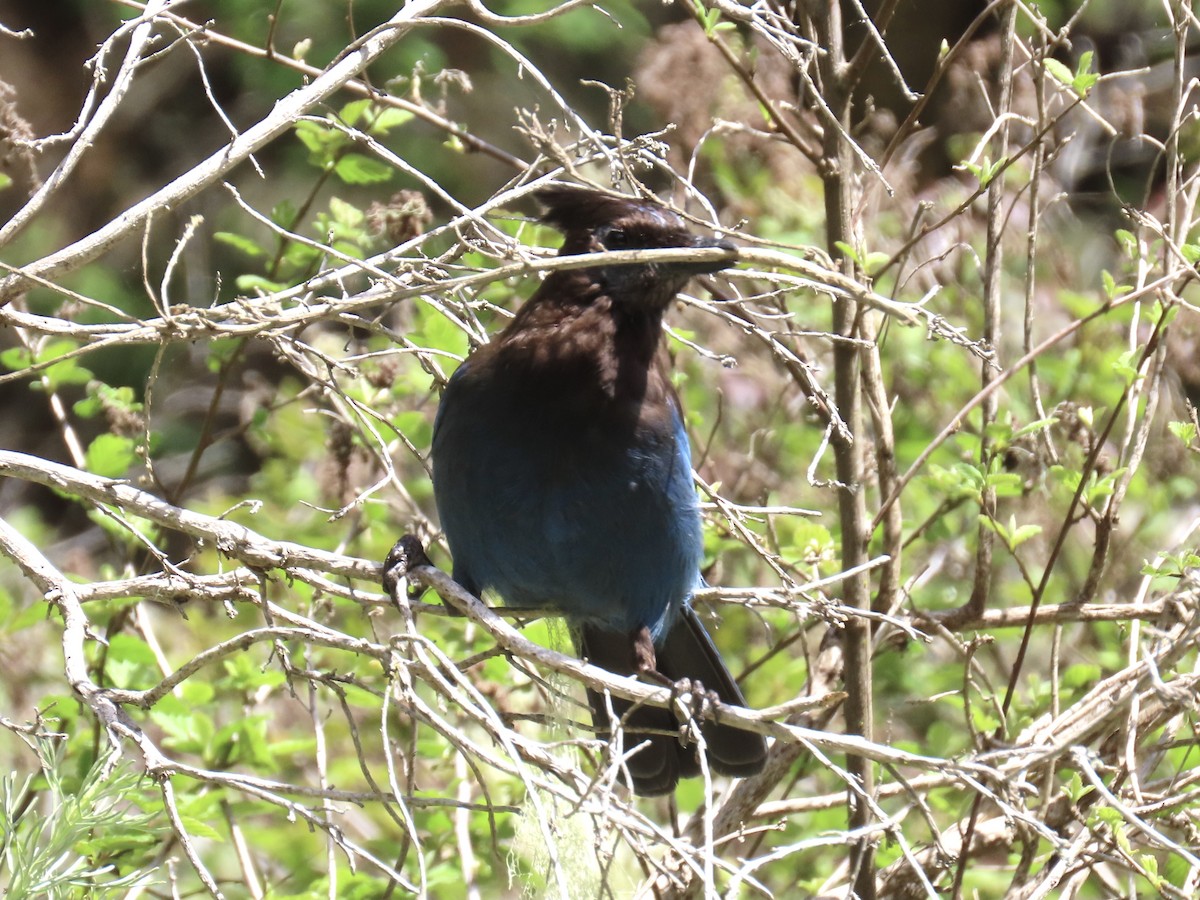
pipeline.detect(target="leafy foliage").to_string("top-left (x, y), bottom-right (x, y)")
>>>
top-left (0, 1), bottom-right (1198, 898)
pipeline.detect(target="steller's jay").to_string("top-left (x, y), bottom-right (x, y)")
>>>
top-left (430, 186), bottom-right (767, 795)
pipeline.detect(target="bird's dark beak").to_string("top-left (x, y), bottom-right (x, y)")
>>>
top-left (678, 235), bottom-right (737, 276)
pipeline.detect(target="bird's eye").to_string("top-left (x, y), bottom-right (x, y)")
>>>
top-left (604, 228), bottom-right (629, 249)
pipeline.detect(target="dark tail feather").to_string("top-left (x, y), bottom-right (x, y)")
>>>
top-left (577, 610), bottom-right (767, 795)
top-left (578, 625), bottom-right (685, 796)
top-left (657, 606), bottom-right (768, 778)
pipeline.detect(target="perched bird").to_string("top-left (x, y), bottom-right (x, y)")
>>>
top-left (430, 186), bottom-right (767, 795)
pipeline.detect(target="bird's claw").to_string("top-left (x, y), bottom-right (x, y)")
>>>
top-left (670, 677), bottom-right (722, 733)
top-left (381, 535), bottom-right (433, 605)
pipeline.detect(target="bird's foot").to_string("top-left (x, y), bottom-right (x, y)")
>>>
top-left (627, 626), bottom-right (721, 726)
top-left (382, 535), bottom-right (430, 595)
top-left (381, 536), bottom-right (447, 610)
top-left (668, 677), bottom-right (722, 734)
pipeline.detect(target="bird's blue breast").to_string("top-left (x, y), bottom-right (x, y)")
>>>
top-left (431, 360), bottom-right (703, 641)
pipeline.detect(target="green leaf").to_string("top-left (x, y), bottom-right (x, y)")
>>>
top-left (8, 340), bottom-right (94, 389)
top-left (339, 98), bottom-right (373, 127)
top-left (980, 515), bottom-right (1041, 552)
top-left (294, 119), bottom-right (347, 166)
top-left (834, 240), bottom-right (864, 268)
top-left (1113, 349), bottom-right (1139, 383)
top-left (151, 695), bottom-right (214, 753)
top-left (1168, 420), bottom-right (1197, 444)
top-left (1012, 417), bottom-right (1058, 439)
top-left (693, 0), bottom-right (724, 35)
top-left (1099, 269), bottom-right (1132, 299)
top-left (104, 633), bottom-right (158, 689)
top-left (1089, 804), bottom-right (1123, 831)
top-left (1085, 467), bottom-right (1127, 506)
top-left (178, 815), bottom-right (224, 841)
top-left (978, 514), bottom-right (1007, 542)
top-left (334, 153), bottom-right (393, 185)
top-left (1050, 465), bottom-right (1081, 492)
top-left (85, 433), bottom-right (137, 478)
top-left (327, 196), bottom-right (365, 228)
top-left (1140, 551), bottom-right (1200, 578)
top-left (74, 383), bottom-right (141, 419)
top-left (73, 394), bottom-right (101, 419)
top-left (1044, 58), bottom-right (1074, 88)
top-left (1062, 663), bottom-right (1101, 689)
top-left (10, 597), bottom-right (50, 632)
top-left (1045, 53), bottom-right (1098, 98)
top-left (271, 199), bottom-right (298, 229)
top-left (1009, 523), bottom-right (1042, 548)
top-left (970, 706), bottom-right (1000, 733)
top-left (294, 120), bottom-right (330, 155)
top-left (221, 653), bottom-right (287, 692)
top-left (215, 231), bottom-right (265, 258)
top-left (0, 346), bottom-right (32, 371)
top-left (863, 251), bottom-right (890, 275)
top-left (1151, 299), bottom-right (1179, 328)
top-left (180, 680), bottom-right (215, 705)
top-left (928, 462), bottom-right (985, 501)
top-left (1164, 851), bottom-right (1192, 889)
top-left (369, 107), bottom-right (414, 134)
top-left (211, 715), bottom-right (275, 769)
top-left (280, 241), bottom-right (322, 271)
top-left (1072, 50), bottom-right (1100, 96)
top-left (984, 468), bottom-right (1024, 497)
top-left (342, 683), bottom-right (382, 708)
top-left (236, 274), bottom-right (287, 293)
top-left (963, 155), bottom-right (1006, 187)
top-left (1140, 853), bottom-right (1160, 888)
top-left (44, 357), bottom-right (92, 389)
top-left (1100, 269), bottom-right (1115, 295)
top-left (1064, 770), bottom-right (1086, 801)
top-left (1115, 228), bottom-right (1138, 256)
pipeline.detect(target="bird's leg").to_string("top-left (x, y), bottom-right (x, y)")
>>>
top-left (669, 679), bottom-right (721, 738)
top-left (631, 625), bottom-right (658, 677)
top-left (381, 535), bottom-right (432, 604)
top-left (381, 536), bottom-right (468, 615)
top-left (630, 626), bottom-right (721, 731)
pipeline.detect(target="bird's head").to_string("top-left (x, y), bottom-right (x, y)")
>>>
top-left (534, 187), bottom-right (736, 309)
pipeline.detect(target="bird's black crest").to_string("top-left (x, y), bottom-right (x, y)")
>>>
top-left (533, 186), bottom-right (685, 235)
